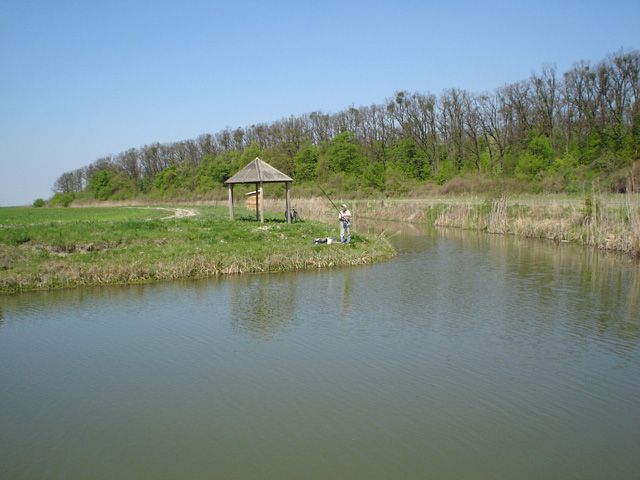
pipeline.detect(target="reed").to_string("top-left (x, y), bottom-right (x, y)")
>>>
top-left (428, 193), bottom-right (640, 256)
top-left (281, 193), bottom-right (639, 257)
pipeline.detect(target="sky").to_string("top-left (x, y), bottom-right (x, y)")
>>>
top-left (1, 0), bottom-right (639, 206)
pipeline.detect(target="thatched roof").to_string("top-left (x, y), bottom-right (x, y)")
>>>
top-left (224, 157), bottom-right (293, 185)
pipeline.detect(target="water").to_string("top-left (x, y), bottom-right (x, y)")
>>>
top-left (1, 226), bottom-right (639, 479)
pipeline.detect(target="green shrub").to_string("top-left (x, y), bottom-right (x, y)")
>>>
top-left (434, 160), bottom-right (456, 185)
top-left (196, 154), bottom-right (232, 192)
top-left (8, 230), bottom-right (31, 245)
top-left (90, 169), bottom-right (137, 200)
top-left (527, 135), bottom-right (553, 161)
top-left (515, 152), bottom-right (547, 179)
top-left (363, 162), bottom-right (386, 191)
top-left (293, 143), bottom-right (320, 181)
top-left (387, 138), bottom-right (430, 180)
top-left (32, 198), bottom-right (45, 207)
top-left (50, 192), bottom-right (75, 207)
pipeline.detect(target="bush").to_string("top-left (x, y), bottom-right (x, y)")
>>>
top-left (434, 160), bottom-right (456, 185)
top-left (387, 138), bottom-right (430, 180)
top-left (89, 169), bottom-right (137, 200)
top-left (196, 154), bottom-right (232, 192)
top-left (153, 164), bottom-right (196, 194)
top-left (50, 192), bottom-right (75, 207)
top-left (384, 166), bottom-right (411, 195)
top-left (527, 135), bottom-right (553, 161)
top-left (293, 143), bottom-right (320, 181)
top-left (363, 163), bottom-right (386, 191)
top-left (515, 152), bottom-right (548, 179)
top-left (32, 198), bottom-right (45, 207)
top-left (8, 230), bottom-right (31, 245)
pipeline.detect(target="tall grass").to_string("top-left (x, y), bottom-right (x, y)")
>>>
top-left (275, 193), bottom-right (640, 257)
top-left (427, 192), bottom-right (640, 256)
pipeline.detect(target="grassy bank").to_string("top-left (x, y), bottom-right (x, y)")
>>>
top-left (0, 206), bottom-right (395, 294)
top-left (259, 194), bottom-right (640, 257)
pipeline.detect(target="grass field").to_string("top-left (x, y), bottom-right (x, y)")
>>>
top-left (0, 206), bottom-right (169, 225)
top-left (0, 206), bottom-right (395, 294)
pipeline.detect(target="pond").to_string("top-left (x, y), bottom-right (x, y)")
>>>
top-left (1, 225), bottom-right (639, 479)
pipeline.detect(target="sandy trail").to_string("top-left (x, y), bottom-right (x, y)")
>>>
top-left (152, 207), bottom-right (199, 219)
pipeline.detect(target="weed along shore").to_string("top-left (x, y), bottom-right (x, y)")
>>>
top-left (0, 206), bottom-right (395, 294)
top-left (264, 194), bottom-right (640, 257)
top-left (429, 194), bottom-right (640, 256)
top-left (355, 194), bottom-right (640, 257)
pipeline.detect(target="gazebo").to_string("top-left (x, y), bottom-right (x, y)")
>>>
top-left (224, 157), bottom-right (294, 223)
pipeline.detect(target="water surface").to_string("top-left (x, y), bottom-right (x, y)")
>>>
top-left (1, 226), bottom-right (639, 479)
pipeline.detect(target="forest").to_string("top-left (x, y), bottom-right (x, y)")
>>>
top-left (49, 51), bottom-right (640, 205)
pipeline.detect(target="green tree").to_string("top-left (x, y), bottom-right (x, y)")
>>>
top-left (263, 148), bottom-right (295, 176)
top-left (238, 143), bottom-right (262, 169)
top-left (515, 135), bottom-right (554, 179)
top-left (364, 162), bottom-right (386, 191)
top-left (388, 138), bottom-right (429, 180)
top-left (527, 134), bottom-right (553, 161)
top-left (196, 154), bottom-right (232, 192)
top-left (89, 170), bottom-right (115, 200)
top-left (154, 165), bottom-right (178, 192)
top-left (50, 192), bottom-right (75, 207)
top-left (434, 160), bottom-right (456, 185)
top-left (153, 162), bottom-right (197, 193)
top-left (326, 132), bottom-right (365, 173)
top-left (293, 143), bottom-right (319, 181)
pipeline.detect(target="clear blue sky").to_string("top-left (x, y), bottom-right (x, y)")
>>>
top-left (1, 0), bottom-right (639, 205)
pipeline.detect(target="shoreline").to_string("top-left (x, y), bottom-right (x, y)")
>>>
top-left (0, 206), bottom-right (395, 295)
top-left (265, 194), bottom-right (640, 258)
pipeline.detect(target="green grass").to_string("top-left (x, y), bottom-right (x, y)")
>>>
top-left (0, 206), bottom-right (167, 225)
top-left (0, 206), bottom-right (395, 294)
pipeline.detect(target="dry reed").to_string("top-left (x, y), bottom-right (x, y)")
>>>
top-left (289, 193), bottom-right (640, 257)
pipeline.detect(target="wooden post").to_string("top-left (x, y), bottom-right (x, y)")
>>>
top-left (227, 184), bottom-right (234, 220)
top-left (255, 182), bottom-right (259, 221)
top-left (259, 182), bottom-right (264, 223)
top-left (285, 182), bottom-right (291, 224)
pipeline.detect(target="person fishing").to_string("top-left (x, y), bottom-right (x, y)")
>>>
top-left (317, 185), bottom-right (352, 244)
top-left (338, 203), bottom-right (351, 244)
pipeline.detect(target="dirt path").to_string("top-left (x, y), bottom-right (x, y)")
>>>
top-left (153, 207), bottom-right (199, 219)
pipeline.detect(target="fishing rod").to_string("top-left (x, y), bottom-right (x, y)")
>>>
top-left (317, 184), bottom-right (341, 213)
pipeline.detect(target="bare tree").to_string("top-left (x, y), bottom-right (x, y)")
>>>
top-left (531, 65), bottom-right (558, 140)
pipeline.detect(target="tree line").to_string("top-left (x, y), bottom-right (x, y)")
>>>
top-left (52, 50), bottom-right (640, 203)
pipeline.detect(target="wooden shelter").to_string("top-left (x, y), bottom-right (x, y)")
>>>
top-left (224, 157), bottom-right (293, 223)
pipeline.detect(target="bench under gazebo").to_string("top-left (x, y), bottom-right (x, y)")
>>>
top-left (224, 157), bottom-right (294, 223)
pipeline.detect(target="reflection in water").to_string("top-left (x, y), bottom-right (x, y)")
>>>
top-left (432, 227), bottom-right (640, 348)
top-left (227, 260), bottom-right (357, 336)
top-left (342, 268), bottom-right (353, 315)
top-left (0, 278), bottom-right (227, 323)
top-left (358, 217), bottom-right (428, 238)
top-left (229, 274), bottom-right (297, 337)
top-left (0, 282), bottom-right (150, 318)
